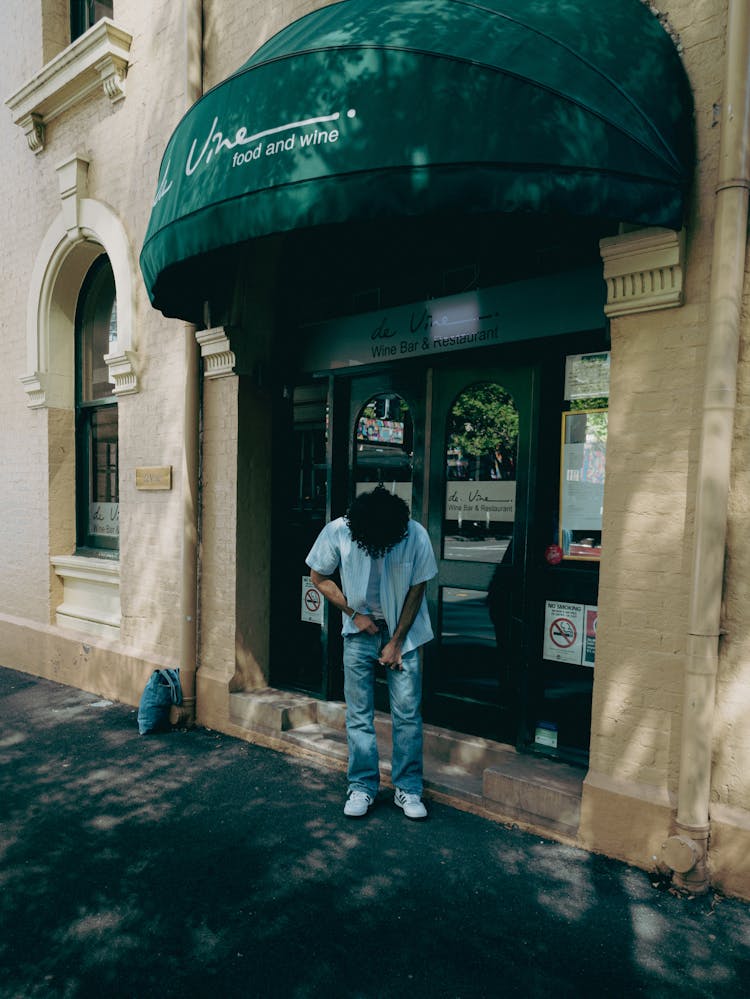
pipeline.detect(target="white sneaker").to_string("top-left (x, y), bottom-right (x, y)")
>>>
top-left (344, 789), bottom-right (373, 817)
top-left (394, 788), bottom-right (427, 820)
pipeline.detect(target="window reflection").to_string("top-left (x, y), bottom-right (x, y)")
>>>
top-left (438, 587), bottom-right (500, 699)
top-left (442, 587), bottom-right (495, 647)
top-left (444, 383), bottom-right (518, 563)
top-left (354, 393), bottom-right (413, 507)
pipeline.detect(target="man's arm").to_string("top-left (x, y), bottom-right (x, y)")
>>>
top-left (309, 569), bottom-right (379, 635)
top-left (378, 581), bottom-right (427, 670)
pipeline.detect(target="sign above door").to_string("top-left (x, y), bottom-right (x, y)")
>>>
top-left (300, 266), bottom-right (605, 372)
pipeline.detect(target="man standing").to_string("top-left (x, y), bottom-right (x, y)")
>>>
top-left (306, 487), bottom-right (437, 819)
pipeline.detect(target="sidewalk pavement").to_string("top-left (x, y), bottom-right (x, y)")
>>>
top-left (1, 665), bottom-right (749, 999)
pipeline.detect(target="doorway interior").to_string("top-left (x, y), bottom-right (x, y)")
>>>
top-left (271, 331), bottom-right (605, 766)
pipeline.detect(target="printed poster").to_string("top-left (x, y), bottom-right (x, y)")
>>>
top-left (583, 606), bottom-right (598, 667)
top-left (543, 601), bottom-right (585, 664)
top-left (542, 601), bottom-right (598, 667)
top-left (301, 576), bottom-right (324, 624)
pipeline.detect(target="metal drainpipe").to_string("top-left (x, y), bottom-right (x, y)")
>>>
top-left (176, 0), bottom-right (204, 726)
top-left (661, 0), bottom-right (750, 893)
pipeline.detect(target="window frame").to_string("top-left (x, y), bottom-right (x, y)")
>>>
top-left (70, 0), bottom-right (114, 42)
top-left (74, 255), bottom-right (119, 554)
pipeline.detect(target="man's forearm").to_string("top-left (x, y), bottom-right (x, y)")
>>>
top-left (309, 570), bottom-right (349, 615)
top-left (309, 569), bottom-right (378, 634)
top-left (392, 582), bottom-right (427, 645)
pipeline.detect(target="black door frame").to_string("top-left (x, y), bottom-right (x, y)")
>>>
top-left (330, 351), bottom-right (539, 745)
top-left (271, 329), bottom-right (604, 763)
top-left (423, 357), bottom-right (538, 745)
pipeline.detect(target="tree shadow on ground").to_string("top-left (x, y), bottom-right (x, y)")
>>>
top-left (0, 667), bottom-right (748, 999)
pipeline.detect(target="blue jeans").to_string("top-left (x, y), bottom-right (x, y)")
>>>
top-left (343, 624), bottom-right (423, 798)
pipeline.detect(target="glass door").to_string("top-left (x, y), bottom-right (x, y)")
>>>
top-left (270, 379), bottom-right (329, 694)
top-left (423, 364), bottom-right (535, 743)
top-left (348, 371), bottom-right (425, 516)
top-left (346, 371), bottom-right (424, 707)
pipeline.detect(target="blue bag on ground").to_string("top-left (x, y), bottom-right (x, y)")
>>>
top-left (137, 668), bottom-right (182, 734)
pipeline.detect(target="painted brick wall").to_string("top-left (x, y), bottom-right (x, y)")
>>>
top-left (591, 0), bottom-right (750, 813)
top-left (0, 1), bottom-right (189, 661)
top-left (200, 375), bottom-right (240, 681)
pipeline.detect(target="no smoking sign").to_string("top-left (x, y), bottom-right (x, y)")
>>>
top-left (550, 617), bottom-right (577, 648)
top-left (301, 576), bottom-right (324, 624)
top-left (543, 601), bottom-right (585, 664)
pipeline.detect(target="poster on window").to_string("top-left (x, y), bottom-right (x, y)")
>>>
top-left (542, 601), bottom-right (598, 667)
top-left (301, 576), bottom-right (324, 624)
top-left (543, 600), bottom-right (585, 664)
top-left (564, 352), bottom-right (610, 401)
top-left (560, 410), bottom-right (607, 559)
top-left (561, 442), bottom-right (605, 528)
top-left (89, 502), bottom-right (119, 537)
top-left (583, 606), bottom-right (598, 667)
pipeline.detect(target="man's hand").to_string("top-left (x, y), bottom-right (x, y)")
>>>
top-left (354, 612), bottom-right (379, 636)
top-left (378, 637), bottom-right (404, 670)
top-left (309, 570), bottom-right (379, 634)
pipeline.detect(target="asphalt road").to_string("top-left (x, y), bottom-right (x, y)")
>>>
top-left (1, 665), bottom-right (749, 998)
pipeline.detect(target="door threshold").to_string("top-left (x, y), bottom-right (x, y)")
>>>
top-left (229, 688), bottom-right (584, 841)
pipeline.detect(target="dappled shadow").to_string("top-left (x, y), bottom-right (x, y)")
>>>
top-left (1, 668), bottom-right (749, 998)
top-left (590, 305), bottom-right (703, 794)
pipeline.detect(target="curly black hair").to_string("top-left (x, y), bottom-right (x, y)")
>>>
top-left (345, 487), bottom-right (410, 558)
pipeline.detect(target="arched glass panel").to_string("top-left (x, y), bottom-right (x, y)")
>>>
top-left (443, 383), bottom-right (518, 563)
top-left (79, 259), bottom-right (116, 402)
top-left (75, 256), bottom-right (119, 551)
top-left (353, 392), bottom-right (413, 508)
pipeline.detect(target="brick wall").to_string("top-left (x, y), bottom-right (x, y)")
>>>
top-left (592, 0), bottom-right (750, 824)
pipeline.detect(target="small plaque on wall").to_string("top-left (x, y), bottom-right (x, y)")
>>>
top-left (135, 466), bottom-right (172, 490)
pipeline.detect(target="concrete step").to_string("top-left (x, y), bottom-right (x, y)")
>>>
top-left (229, 688), bottom-right (319, 732)
top-left (228, 688), bottom-right (584, 839)
top-left (482, 755), bottom-right (583, 836)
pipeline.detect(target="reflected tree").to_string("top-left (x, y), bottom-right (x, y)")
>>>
top-left (447, 384), bottom-right (518, 481)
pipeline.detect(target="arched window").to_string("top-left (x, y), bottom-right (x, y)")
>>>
top-left (353, 392), bottom-right (413, 508)
top-left (70, 1), bottom-right (113, 42)
top-left (75, 256), bottom-right (119, 551)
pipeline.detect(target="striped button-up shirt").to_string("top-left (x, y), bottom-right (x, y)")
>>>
top-left (306, 517), bottom-right (437, 653)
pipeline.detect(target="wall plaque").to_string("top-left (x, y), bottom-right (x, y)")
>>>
top-left (135, 466), bottom-right (172, 491)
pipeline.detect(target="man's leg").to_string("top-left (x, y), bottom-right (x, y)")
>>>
top-left (343, 632), bottom-right (380, 799)
top-left (387, 647), bottom-right (423, 796)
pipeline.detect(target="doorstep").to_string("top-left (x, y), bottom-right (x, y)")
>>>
top-left (229, 688), bottom-right (584, 841)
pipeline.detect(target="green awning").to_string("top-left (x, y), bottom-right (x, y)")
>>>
top-left (140, 0), bottom-right (694, 317)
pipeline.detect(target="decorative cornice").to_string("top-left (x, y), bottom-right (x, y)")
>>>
top-left (5, 19), bottom-right (132, 154)
top-left (599, 227), bottom-right (686, 317)
top-left (196, 326), bottom-right (236, 379)
top-left (20, 372), bottom-right (47, 409)
top-left (20, 112), bottom-right (45, 153)
top-left (104, 349), bottom-right (138, 395)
